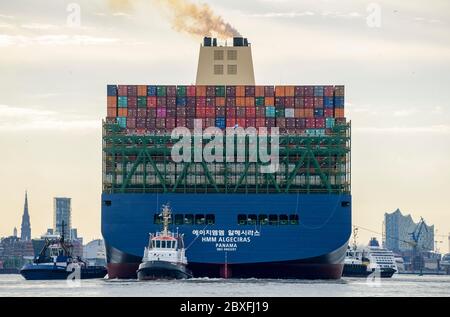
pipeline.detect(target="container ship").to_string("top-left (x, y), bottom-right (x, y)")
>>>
top-left (102, 37), bottom-right (351, 279)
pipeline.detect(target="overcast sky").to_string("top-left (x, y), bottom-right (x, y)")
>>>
top-left (1, 0), bottom-right (449, 251)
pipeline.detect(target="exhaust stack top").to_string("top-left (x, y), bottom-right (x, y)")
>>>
top-left (196, 37), bottom-right (255, 85)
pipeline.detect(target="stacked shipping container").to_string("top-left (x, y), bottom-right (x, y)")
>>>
top-left (107, 85), bottom-right (345, 135)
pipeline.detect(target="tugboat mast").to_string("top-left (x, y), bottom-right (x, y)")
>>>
top-left (161, 204), bottom-right (171, 236)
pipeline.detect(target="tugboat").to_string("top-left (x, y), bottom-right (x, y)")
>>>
top-left (20, 222), bottom-right (107, 280)
top-left (137, 204), bottom-right (192, 280)
top-left (342, 246), bottom-right (371, 277)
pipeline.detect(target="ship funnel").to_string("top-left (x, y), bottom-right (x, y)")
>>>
top-left (196, 36), bottom-right (255, 85)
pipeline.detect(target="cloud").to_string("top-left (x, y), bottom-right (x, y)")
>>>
top-left (393, 109), bottom-right (418, 117)
top-left (0, 34), bottom-right (119, 47)
top-left (21, 23), bottom-right (59, 30)
top-left (0, 104), bottom-right (99, 132)
top-left (0, 22), bottom-right (14, 28)
top-left (245, 11), bottom-right (363, 19)
top-left (355, 125), bottom-right (450, 135)
top-left (0, 14), bottom-right (15, 19)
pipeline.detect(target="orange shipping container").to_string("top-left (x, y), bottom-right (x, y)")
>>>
top-left (255, 86), bottom-right (265, 97)
top-left (236, 97), bottom-right (246, 107)
top-left (335, 108), bottom-right (345, 118)
top-left (107, 96), bottom-right (117, 108)
top-left (196, 86), bottom-right (207, 96)
top-left (236, 86), bottom-right (245, 97)
top-left (295, 109), bottom-right (305, 118)
top-left (118, 108), bottom-right (128, 117)
top-left (245, 97), bottom-right (255, 107)
top-left (285, 86), bottom-right (295, 97)
top-left (137, 85), bottom-right (147, 96)
top-left (275, 86), bottom-right (286, 97)
top-left (304, 109), bottom-right (314, 118)
top-left (265, 97), bottom-right (275, 106)
top-left (107, 107), bottom-right (117, 117)
top-left (216, 97), bottom-right (225, 107)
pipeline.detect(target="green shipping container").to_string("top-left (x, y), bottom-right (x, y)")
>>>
top-left (255, 97), bottom-right (265, 106)
top-left (215, 86), bottom-right (225, 97)
top-left (177, 86), bottom-right (187, 97)
top-left (276, 108), bottom-right (285, 117)
top-left (118, 96), bottom-right (128, 108)
top-left (137, 97), bottom-right (147, 108)
top-left (157, 86), bottom-right (167, 97)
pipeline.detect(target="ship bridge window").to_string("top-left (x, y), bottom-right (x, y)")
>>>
top-left (279, 215), bottom-right (289, 225)
top-left (247, 214), bottom-right (257, 225)
top-left (174, 214), bottom-right (184, 225)
top-left (289, 215), bottom-right (299, 225)
top-left (269, 215), bottom-right (278, 225)
top-left (184, 214), bottom-right (194, 225)
top-left (258, 214), bottom-right (268, 225)
top-left (238, 214), bottom-right (247, 225)
top-left (154, 214), bottom-right (162, 225)
top-left (341, 201), bottom-right (351, 207)
top-left (206, 214), bottom-right (215, 225)
top-left (104, 200), bottom-right (111, 207)
top-left (195, 214), bottom-right (206, 225)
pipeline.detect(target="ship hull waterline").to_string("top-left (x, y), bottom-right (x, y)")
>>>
top-left (102, 193), bottom-right (352, 279)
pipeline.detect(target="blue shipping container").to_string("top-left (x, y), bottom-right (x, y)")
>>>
top-left (107, 85), bottom-right (117, 97)
top-left (314, 86), bottom-right (324, 97)
top-left (324, 97), bottom-right (334, 108)
top-left (147, 85), bottom-right (157, 96)
top-left (334, 96), bottom-right (345, 107)
top-left (177, 97), bottom-right (187, 107)
top-left (314, 109), bottom-right (324, 117)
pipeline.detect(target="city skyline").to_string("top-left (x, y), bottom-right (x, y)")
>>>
top-left (0, 0), bottom-right (449, 250)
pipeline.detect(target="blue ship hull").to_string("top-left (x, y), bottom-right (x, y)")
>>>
top-left (102, 193), bottom-right (351, 279)
top-left (20, 263), bottom-right (107, 280)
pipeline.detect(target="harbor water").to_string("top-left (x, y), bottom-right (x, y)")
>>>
top-left (1, 274), bottom-right (449, 297)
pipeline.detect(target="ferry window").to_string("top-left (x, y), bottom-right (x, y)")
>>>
top-left (238, 214), bottom-right (247, 225)
top-left (269, 215), bottom-right (278, 225)
top-left (247, 214), bottom-right (257, 225)
top-left (174, 214), bottom-right (184, 225)
top-left (279, 215), bottom-right (288, 225)
top-left (154, 214), bottom-right (162, 225)
top-left (289, 215), bottom-right (299, 225)
top-left (258, 214), bottom-right (268, 225)
top-left (184, 214), bottom-right (194, 225)
top-left (206, 214), bottom-right (215, 225)
top-left (104, 200), bottom-right (111, 206)
top-left (156, 241), bottom-right (161, 248)
top-left (195, 214), bottom-right (206, 225)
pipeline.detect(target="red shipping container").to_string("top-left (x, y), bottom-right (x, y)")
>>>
top-left (324, 86), bottom-right (334, 97)
top-left (236, 118), bottom-right (246, 128)
top-left (147, 97), bottom-right (157, 108)
top-left (156, 118), bottom-right (166, 129)
top-left (314, 97), bottom-right (324, 108)
top-left (294, 98), bottom-right (304, 108)
top-left (205, 118), bottom-right (215, 127)
top-left (236, 86), bottom-right (245, 97)
top-left (304, 86), bottom-right (314, 97)
top-left (236, 108), bottom-right (246, 118)
top-left (107, 107), bottom-right (116, 117)
top-left (236, 97), bottom-right (245, 107)
top-left (304, 97), bottom-right (314, 108)
top-left (226, 118), bottom-right (236, 128)
top-left (186, 118), bottom-right (195, 129)
top-left (226, 106), bottom-right (236, 117)
top-left (226, 97), bottom-right (236, 107)
top-left (285, 97), bottom-right (295, 108)
top-left (167, 86), bottom-right (176, 97)
top-left (206, 97), bottom-right (215, 107)
top-left (324, 109), bottom-right (334, 117)
top-left (177, 107), bottom-right (186, 117)
top-left (166, 108), bottom-right (176, 118)
top-left (176, 118), bottom-right (186, 127)
top-left (315, 118), bottom-right (325, 128)
top-left (137, 108), bottom-right (147, 117)
top-left (295, 86), bottom-right (305, 97)
top-left (118, 85), bottom-right (127, 96)
top-left (166, 118), bottom-right (176, 129)
top-left (335, 108), bottom-right (345, 118)
top-left (128, 108), bottom-right (137, 117)
top-left (196, 96), bottom-right (206, 107)
top-left (127, 117), bottom-right (136, 128)
top-left (127, 97), bottom-right (137, 108)
top-left (276, 118), bottom-right (286, 128)
top-left (304, 109), bottom-right (314, 118)
top-left (256, 118), bottom-right (266, 128)
top-left (305, 118), bottom-right (315, 129)
top-left (205, 108), bottom-right (215, 118)
top-left (196, 107), bottom-right (206, 118)
top-left (246, 118), bottom-right (255, 128)
top-left (127, 85), bottom-right (137, 96)
top-left (216, 106), bottom-right (225, 117)
top-left (246, 107), bottom-right (256, 118)
top-left (187, 86), bottom-right (196, 97)
top-left (167, 97), bottom-right (176, 107)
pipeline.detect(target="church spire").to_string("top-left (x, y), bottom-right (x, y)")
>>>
top-left (20, 190), bottom-right (31, 241)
